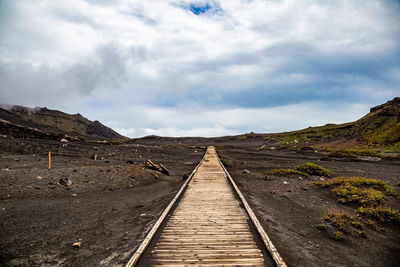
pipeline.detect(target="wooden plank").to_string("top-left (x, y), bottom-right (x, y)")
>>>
top-left (127, 146), bottom-right (285, 267)
top-left (124, 150), bottom-right (208, 267)
top-left (147, 147), bottom-right (265, 266)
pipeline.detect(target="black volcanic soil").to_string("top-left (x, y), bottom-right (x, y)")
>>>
top-left (0, 137), bottom-right (205, 266)
top-left (217, 145), bottom-right (400, 267)
top-left (1, 135), bottom-right (400, 266)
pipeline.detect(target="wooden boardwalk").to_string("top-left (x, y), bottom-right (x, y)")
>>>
top-left (149, 146), bottom-right (265, 266)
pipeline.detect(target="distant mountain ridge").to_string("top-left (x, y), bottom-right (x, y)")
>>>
top-left (0, 105), bottom-right (126, 141)
top-left (131, 97), bottom-right (400, 150)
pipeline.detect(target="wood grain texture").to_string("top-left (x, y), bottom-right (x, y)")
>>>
top-left (149, 147), bottom-right (265, 266)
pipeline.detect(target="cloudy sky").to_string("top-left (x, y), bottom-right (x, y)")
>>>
top-left (0, 0), bottom-right (399, 137)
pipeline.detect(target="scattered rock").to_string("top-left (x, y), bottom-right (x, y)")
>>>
top-left (182, 173), bottom-right (189, 180)
top-left (71, 194), bottom-right (77, 197)
top-left (243, 169), bottom-right (250, 174)
top-left (320, 177), bottom-right (325, 181)
top-left (59, 177), bottom-right (72, 187)
top-left (283, 181), bottom-right (289, 185)
top-left (301, 187), bottom-right (308, 191)
top-left (34, 186), bottom-right (40, 190)
top-left (126, 160), bottom-right (134, 164)
top-left (298, 177), bottom-right (303, 180)
top-left (37, 176), bottom-right (42, 179)
top-left (72, 241), bottom-right (81, 248)
top-left (60, 138), bottom-right (68, 143)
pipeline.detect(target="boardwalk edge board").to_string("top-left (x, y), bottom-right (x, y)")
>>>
top-left (217, 153), bottom-right (288, 267)
top-left (126, 146), bottom-right (287, 267)
top-left (125, 149), bottom-right (207, 267)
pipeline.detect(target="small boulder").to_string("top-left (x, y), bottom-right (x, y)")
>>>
top-left (59, 177), bottom-right (72, 187)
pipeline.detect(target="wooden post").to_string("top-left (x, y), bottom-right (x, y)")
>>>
top-left (120, 152), bottom-right (123, 161)
top-left (48, 151), bottom-right (51, 170)
top-left (94, 154), bottom-right (97, 166)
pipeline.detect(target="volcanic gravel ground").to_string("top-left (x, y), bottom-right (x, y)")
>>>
top-left (0, 137), bottom-right (205, 266)
top-left (217, 146), bottom-right (400, 267)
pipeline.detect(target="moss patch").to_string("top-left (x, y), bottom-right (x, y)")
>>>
top-left (297, 162), bottom-right (332, 177)
top-left (316, 176), bottom-right (399, 240)
top-left (265, 169), bottom-right (309, 177)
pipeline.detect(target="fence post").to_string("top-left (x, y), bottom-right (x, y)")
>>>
top-left (48, 151), bottom-right (51, 170)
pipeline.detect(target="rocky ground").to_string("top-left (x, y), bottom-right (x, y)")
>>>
top-left (1, 135), bottom-right (399, 266)
top-left (218, 145), bottom-right (400, 267)
top-left (0, 137), bottom-right (205, 266)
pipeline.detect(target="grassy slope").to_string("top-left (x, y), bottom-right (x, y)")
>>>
top-left (265, 98), bottom-right (400, 151)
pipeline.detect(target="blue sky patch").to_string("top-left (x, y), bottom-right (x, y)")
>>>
top-left (190, 3), bottom-right (212, 15)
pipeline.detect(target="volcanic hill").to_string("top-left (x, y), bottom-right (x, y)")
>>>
top-left (0, 105), bottom-right (126, 141)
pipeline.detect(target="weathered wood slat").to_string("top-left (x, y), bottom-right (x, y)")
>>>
top-left (149, 147), bottom-right (265, 266)
top-left (126, 146), bottom-right (287, 267)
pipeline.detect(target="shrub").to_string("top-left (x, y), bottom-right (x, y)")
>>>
top-left (314, 177), bottom-right (397, 197)
top-left (324, 212), bottom-right (349, 231)
top-left (239, 136), bottom-right (248, 140)
top-left (219, 157), bottom-right (228, 167)
top-left (347, 149), bottom-right (381, 158)
top-left (299, 146), bottom-right (315, 153)
top-left (351, 220), bottom-right (363, 229)
top-left (265, 169), bottom-right (309, 177)
top-left (297, 162), bottom-right (332, 177)
top-left (359, 231), bottom-right (367, 238)
top-left (358, 206), bottom-right (400, 223)
top-left (111, 140), bottom-right (124, 145)
top-left (328, 150), bottom-right (356, 158)
top-left (333, 231), bottom-right (344, 241)
top-left (316, 176), bottom-right (398, 238)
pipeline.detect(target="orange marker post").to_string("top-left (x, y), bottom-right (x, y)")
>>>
top-left (48, 151), bottom-right (51, 170)
top-left (94, 154), bottom-right (97, 166)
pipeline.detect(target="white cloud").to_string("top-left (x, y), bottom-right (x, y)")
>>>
top-left (0, 0), bottom-right (399, 137)
top-left (110, 102), bottom-right (370, 137)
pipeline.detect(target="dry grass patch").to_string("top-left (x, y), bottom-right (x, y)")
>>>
top-left (265, 168), bottom-right (309, 177)
top-left (297, 162), bottom-right (332, 177)
top-left (315, 176), bottom-right (399, 240)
